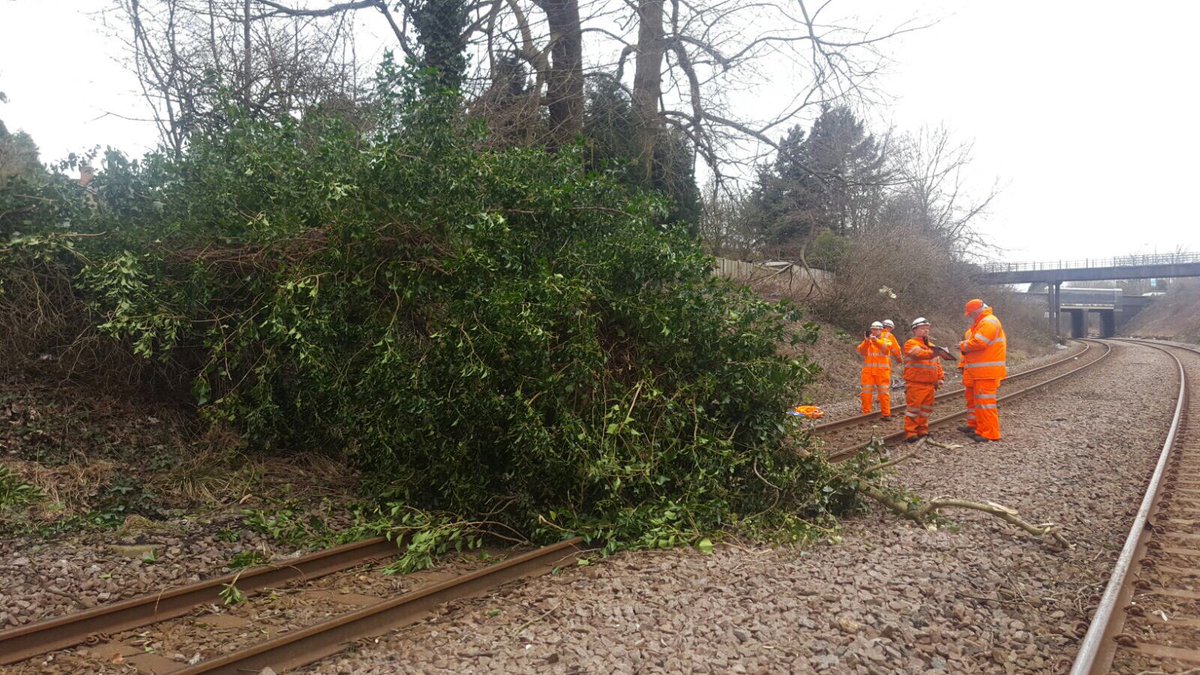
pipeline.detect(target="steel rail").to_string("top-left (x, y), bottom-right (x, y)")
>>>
top-left (814, 340), bottom-right (1093, 434)
top-left (827, 339), bottom-right (1113, 461)
top-left (173, 537), bottom-right (583, 675)
top-left (0, 536), bottom-right (403, 665)
top-left (1070, 339), bottom-right (1191, 674)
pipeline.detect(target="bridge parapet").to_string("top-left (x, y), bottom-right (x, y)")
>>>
top-left (980, 251), bottom-right (1200, 275)
top-left (976, 252), bottom-right (1200, 334)
top-left (976, 252), bottom-right (1200, 284)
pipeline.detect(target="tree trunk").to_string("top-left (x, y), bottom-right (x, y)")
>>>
top-left (243, 0), bottom-right (252, 109)
top-left (536, 0), bottom-right (583, 150)
top-left (632, 0), bottom-right (664, 186)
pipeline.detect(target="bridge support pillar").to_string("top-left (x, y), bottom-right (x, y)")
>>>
top-left (1069, 309), bottom-right (1086, 338)
top-left (1099, 309), bottom-right (1116, 338)
top-left (1050, 281), bottom-right (1062, 338)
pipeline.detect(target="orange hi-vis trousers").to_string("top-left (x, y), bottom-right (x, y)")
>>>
top-left (963, 381), bottom-right (976, 431)
top-left (904, 383), bottom-right (936, 439)
top-left (860, 369), bottom-right (891, 416)
top-left (969, 378), bottom-right (1001, 440)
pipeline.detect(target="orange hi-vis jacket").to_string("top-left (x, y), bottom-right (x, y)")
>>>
top-left (960, 308), bottom-right (1007, 380)
top-left (856, 335), bottom-right (893, 374)
top-left (903, 338), bottom-right (944, 384)
top-left (881, 330), bottom-right (903, 363)
top-left (957, 326), bottom-right (970, 382)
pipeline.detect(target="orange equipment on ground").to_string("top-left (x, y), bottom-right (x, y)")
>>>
top-left (788, 405), bottom-right (825, 419)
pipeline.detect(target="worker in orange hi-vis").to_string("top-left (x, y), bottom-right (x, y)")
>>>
top-left (902, 317), bottom-right (945, 442)
top-left (959, 299), bottom-right (1007, 442)
top-left (880, 319), bottom-right (904, 366)
top-left (857, 321), bottom-right (894, 418)
top-left (956, 325), bottom-right (975, 435)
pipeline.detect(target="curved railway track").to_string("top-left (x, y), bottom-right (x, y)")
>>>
top-left (1072, 339), bottom-right (1200, 674)
top-left (819, 339), bottom-right (1113, 461)
top-left (0, 537), bottom-right (581, 673)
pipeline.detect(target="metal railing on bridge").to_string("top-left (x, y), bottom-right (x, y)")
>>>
top-left (980, 251), bottom-right (1200, 275)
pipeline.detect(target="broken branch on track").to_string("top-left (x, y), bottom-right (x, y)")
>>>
top-left (853, 438), bottom-right (1073, 548)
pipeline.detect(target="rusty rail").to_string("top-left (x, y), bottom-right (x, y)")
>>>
top-left (173, 537), bottom-right (583, 674)
top-left (0, 536), bottom-right (402, 665)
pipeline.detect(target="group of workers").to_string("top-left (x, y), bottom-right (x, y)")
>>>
top-left (856, 299), bottom-right (1006, 443)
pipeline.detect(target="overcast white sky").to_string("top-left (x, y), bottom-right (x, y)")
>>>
top-left (2, 0), bottom-right (1198, 263)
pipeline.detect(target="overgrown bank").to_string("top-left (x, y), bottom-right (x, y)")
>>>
top-left (1124, 278), bottom-right (1200, 343)
top-left (0, 76), bottom-right (867, 551)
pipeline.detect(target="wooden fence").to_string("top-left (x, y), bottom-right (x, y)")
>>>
top-left (712, 258), bottom-right (832, 297)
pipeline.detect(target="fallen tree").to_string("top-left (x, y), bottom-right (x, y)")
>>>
top-left (0, 72), bottom-right (870, 552)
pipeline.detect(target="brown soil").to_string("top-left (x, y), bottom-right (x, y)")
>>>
top-left (0, 369), bottom-right (367, 636)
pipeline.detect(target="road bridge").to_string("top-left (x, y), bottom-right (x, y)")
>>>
top-left (1023, 286), bottom-right (1155, 338)
top-left (974, 252), bottom-right (1200, 337)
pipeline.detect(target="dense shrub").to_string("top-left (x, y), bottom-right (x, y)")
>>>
top-left (0, 74), bottom-right (859, 549)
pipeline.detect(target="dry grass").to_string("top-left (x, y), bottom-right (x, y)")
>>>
top-left (0, 456), bottom-right (117, 519)
top-left (155, 446), bottom-right (361, 510)
top-left (160, 455), bottom-right (258, 505)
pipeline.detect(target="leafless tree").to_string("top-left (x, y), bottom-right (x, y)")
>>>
top-left (630, 0), bottom-right (921, 187)
top-left (697, 179), bottom-right (757, 258)
top-left (214, 0), bottom-right (918, 181)
top-left (885, 125), bottom-right (998, 253)
top-left (114, 0), bottom-right (369, 156)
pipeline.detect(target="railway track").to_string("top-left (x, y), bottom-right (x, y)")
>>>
top-left (0, 340), bottom-right (1133, 673)
top-left (0, 537), bottom-right (402, 666)
top-left (0, 536), bottom-right (581, 673)
top-left (818, 339), bottom-right (1113, 461)
top-left (1072, 339), bottom-right (1200, 674)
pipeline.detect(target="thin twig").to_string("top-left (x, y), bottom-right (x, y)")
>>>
top-left (511, 601), bottom-right (562, 637)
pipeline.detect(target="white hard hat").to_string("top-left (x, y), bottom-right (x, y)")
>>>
top-left (882, 319), bottom-right (895, 328)
top-left (911, 317), bottom-right (931, 330)
top-left (870, 321), bottom-right (884, 329)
